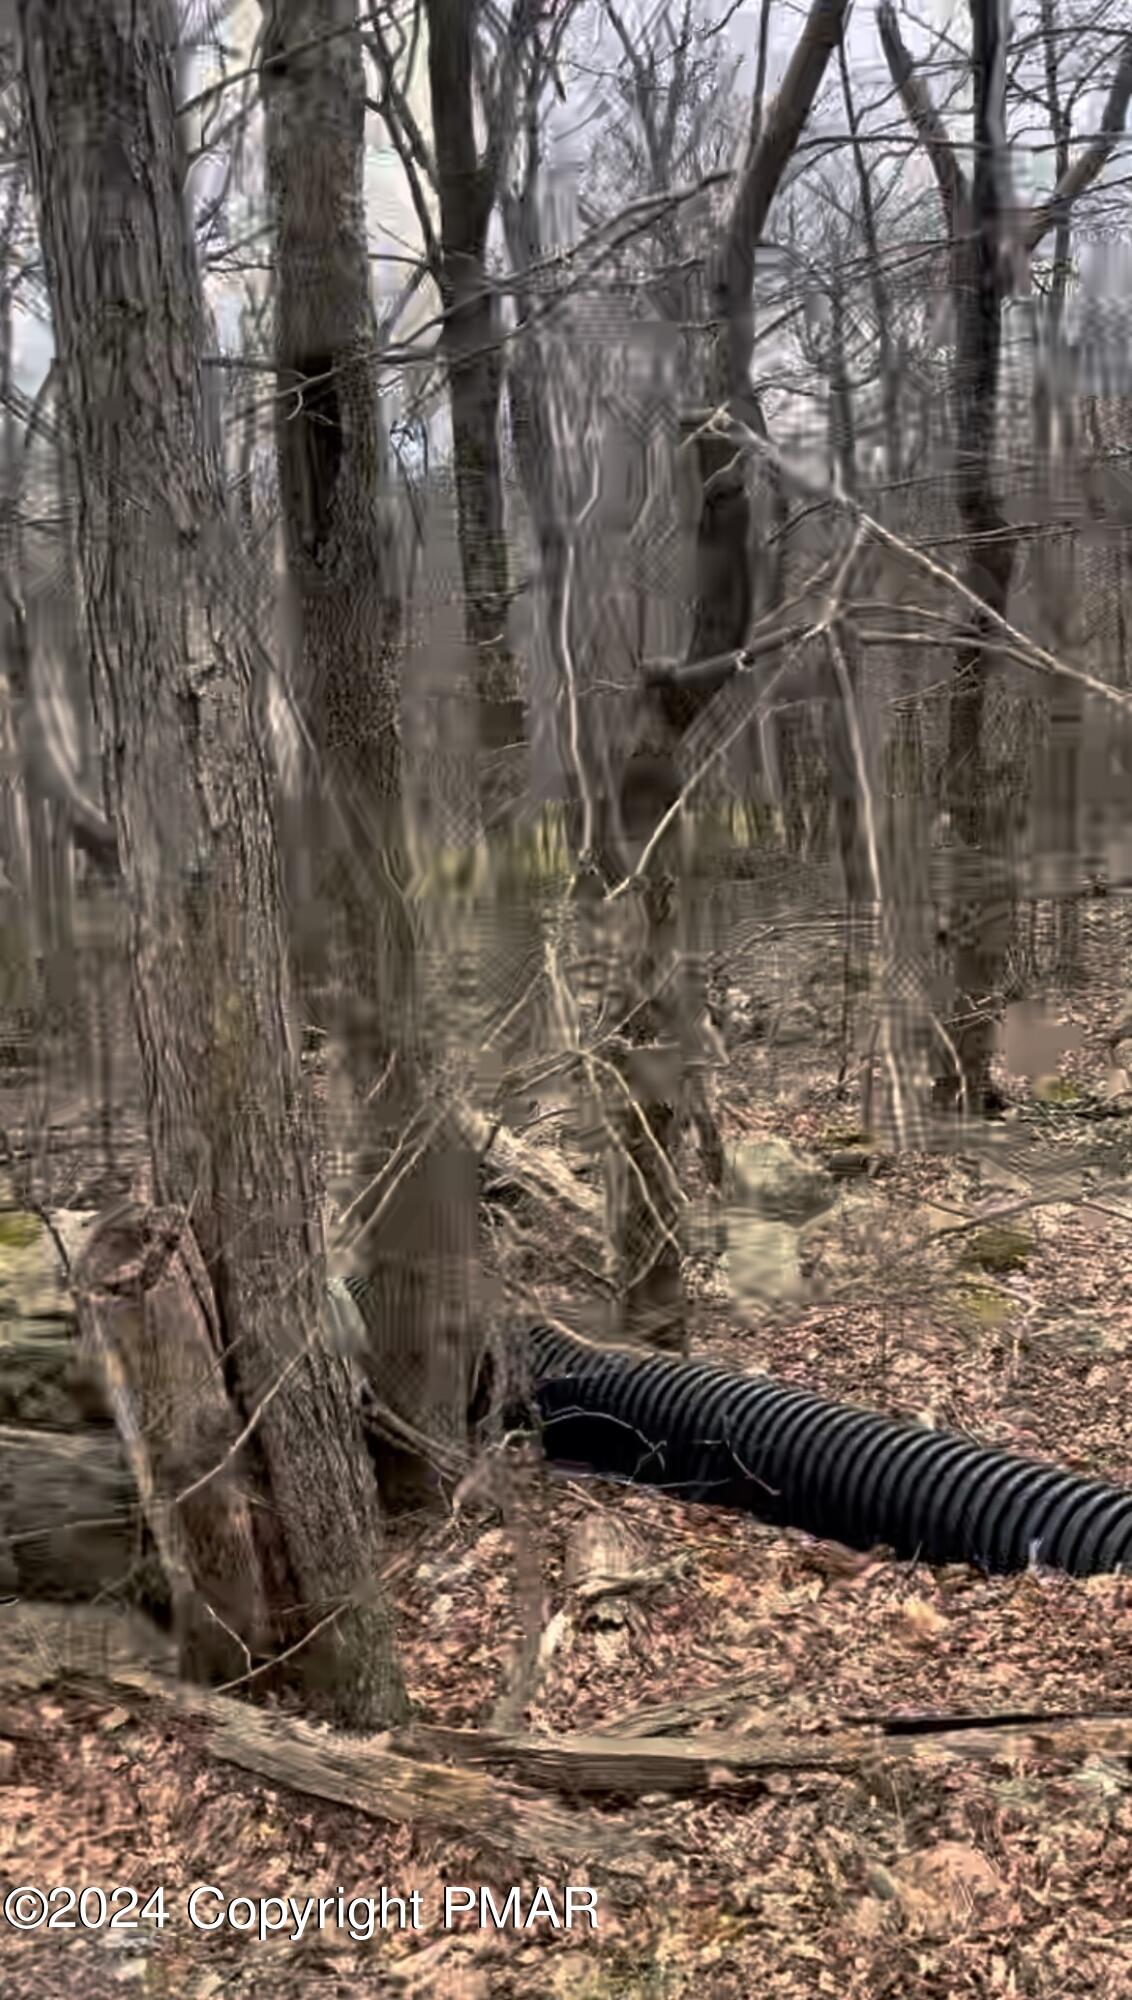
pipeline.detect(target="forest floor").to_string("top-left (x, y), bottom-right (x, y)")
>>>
top-left (4, 940), bottom-right (1132, 1998)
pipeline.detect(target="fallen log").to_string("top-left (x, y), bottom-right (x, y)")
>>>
top-left (0, 1603), bottom-right (639, 1868)
top-left (399, 1712), bottom-right (1132, 1798)
top-left (454, 1102), bottom-right (604, 1247)
top-left (0, 1602), bottom-right (177, 1691)
top-left (6, 1604), bottom-right (1131, 1824)
top-left (199, 1699), bottom-right (631, 1871)
top-left (596, 1665), bottom-right (772, 1738)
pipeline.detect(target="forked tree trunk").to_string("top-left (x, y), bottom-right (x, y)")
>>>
top-left (18, 0), bottom-right (407, 1726)
top-left (609, 0), bottom-right (850, 1345)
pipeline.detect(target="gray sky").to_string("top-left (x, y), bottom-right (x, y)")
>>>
top-left (13, 1), bottom-right (1129, 392)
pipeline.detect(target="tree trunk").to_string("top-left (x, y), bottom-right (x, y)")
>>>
top-left (683, 0), bottom-right (850, 697)
top-left (425, 0), bottom-right (513, 715)
top-left (609, 0), bottom-right (850, 1343)
top-left (937, 0), bottom-right (1019, 1113)
top-left (259, 0), bottom-right (402, 938)
top-left (876, 4), bottom-right (1132, 1106)
top-left (19, 0), bottom-right (407, 1726)
top-left (261, 0), bottom-right (478, 1513)
top-left (1030, 0), bottom-right (1083, 985)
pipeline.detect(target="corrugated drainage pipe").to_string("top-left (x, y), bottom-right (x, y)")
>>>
top-left (525, 1325), bottom-right (1132, 1576)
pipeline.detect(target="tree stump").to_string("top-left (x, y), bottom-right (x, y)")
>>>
top-left (73, 1203), bottom-right (272, 1686)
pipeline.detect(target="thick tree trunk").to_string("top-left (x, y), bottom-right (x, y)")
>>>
top-left (260, 0), bottom-right (402, 914)
top-left (19, 0), bottom-right (407, 1726)
top-left (261, 0), bottom-right (477, 1513)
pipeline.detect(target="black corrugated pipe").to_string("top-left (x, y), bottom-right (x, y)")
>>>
top-left (524, 1325), bottom-right (1132, 1577)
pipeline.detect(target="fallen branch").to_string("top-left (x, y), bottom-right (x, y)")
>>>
top-left (596, 1664), bottom-right (772, 1738)
top-left (196, 1697), bottom-right (632, 1867)
top-left (454, 1100), bottom-right (603, 1240)
top-left (7, 1605), bottom-right (1131, 1815)
top-left (401, 1710), bottom-right (1132, 1798)
top-left (0, 1603), bottom-right (638, 1867)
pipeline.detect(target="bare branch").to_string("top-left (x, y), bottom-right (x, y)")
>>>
top-left (876, 0), bottom-right (969, 235)
top-left (1024, 27), bottom-right (1132, 249)
top-left (713, 0), bottom-right (850, 401)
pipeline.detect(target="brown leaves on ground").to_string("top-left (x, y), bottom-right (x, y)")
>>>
top-left (7, 1001), bottom-right (1132, 1995)
top-left (5, 1468), bottom-right (1132, 1997)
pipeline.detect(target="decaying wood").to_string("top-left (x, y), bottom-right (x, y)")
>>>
top-left (4, 1603), bottom-right (1130, 1828)
top-left (457, 1100), bottom-right (604, 1241)
top-left (489, 1445), bottom-right (553, 1733)
top-left (73, 1202), bottom-right (270, 1684)
top-left (198, 1699), bottom-right (632, 1868)
top-left (596, 1664), bottom-right (772, 1739)
top-left (488, 1512), bottom-right (662, 1738)
top-left (565, 1510), bottom-right (654, 1661)
top-left (0, 1604), bottom-right (637, 1867)
top-left (403, 1713), bottom-right (1132, 1798)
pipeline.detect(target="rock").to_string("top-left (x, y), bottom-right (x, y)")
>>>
top-left (726, 1215), bottom-right (807, 1308)
top-left (724, 1137), bottom-right (836, 1225)
top-left (0, 1319), bottom-right (110, 1430)
top-left (959, 1223), bottom-right (1034, 1274)
top-left (915, 1203), bottom-right (968, 1238)
top-left (97, 1706), bottom-right (133, 1734)
top-left (1034, 1075), bottom-right (1081, 1106)
top-left (771, 1001), bottom-right (822, 1048)
top-left (797, 1178), bottom-right (885, 1264)
top-left (0, 1209), bottom-right (69, 1320)
top-left (0, 1425), bottom-right (141, 1601)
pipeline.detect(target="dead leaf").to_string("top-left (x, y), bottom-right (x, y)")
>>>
top-left (898, 1594), bottom-right (948, 1641)
top-left (847, 1895), bottom-right (888, 1938)
top-left (886, 1840), bottom-right (1004, 1937)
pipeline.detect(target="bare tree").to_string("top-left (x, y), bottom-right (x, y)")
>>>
top-left (17, 0), bottom-right (407, 1725)
top-left (367, 0), bottom-right (541, 724)
top-left (604, 0), bottom-right (852, 1346)
top-left (259, 0), bottom-right (402, 938)
top-left (259, 1), bottom-right (475, 1518)
top-left (879, 0), bottom-right (1132, 1109)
